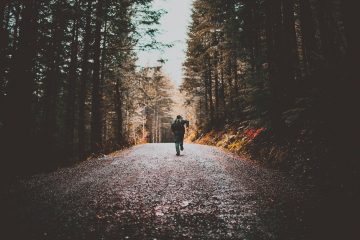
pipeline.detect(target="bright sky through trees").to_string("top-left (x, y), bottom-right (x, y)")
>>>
top-left (136, 0), bottom-right (194, 86)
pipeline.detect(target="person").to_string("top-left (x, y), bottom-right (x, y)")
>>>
top-left (171, 115), bottom-right (189, 156)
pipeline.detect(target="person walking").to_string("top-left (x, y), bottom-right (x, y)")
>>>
top-left (171, 115), bottom-right (189, 156)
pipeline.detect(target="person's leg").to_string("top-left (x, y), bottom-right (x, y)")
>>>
top-left (180, 134), bottom-right (184, 151)
top-left (175, 142), bottom-right (180, 155)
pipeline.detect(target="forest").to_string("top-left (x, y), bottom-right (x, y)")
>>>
top-left (0, 0), bottom-right (358, 188)
top-left (0, 0), bottom-right (175, 176)
top-left (181, 0), bottom-right (359, 187)
top-left (1, 0), bottom-right (359, 239)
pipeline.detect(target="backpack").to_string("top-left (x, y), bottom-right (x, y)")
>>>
top-left (171, 120), bottom-right (183, 132)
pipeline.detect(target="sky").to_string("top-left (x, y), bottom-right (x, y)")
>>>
top-left (136, 0), bottom-right (194, 86)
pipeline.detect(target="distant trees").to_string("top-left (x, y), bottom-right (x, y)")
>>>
top-left (0, 0), bottom-right (169, 175)
top-left (117, 66), bottom-right (175, 145)
top-left (137, 67), bottom-right (174, 143)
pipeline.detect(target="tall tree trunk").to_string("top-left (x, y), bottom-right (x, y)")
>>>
top-left (316, 0), bottom-right (335, 66)
top-left (207, 57), bottom-right (214, 127)
top-left (281, 0), bottom-right (299, 102)
top-left (299, 0), bottom-right (318, 74)
top-left (231, 53), bottom-right (239, 97)
top-left (78, 0), bottom-right (92, 159)
top-left (253, 1), bottom-right (261, 75)
top-left (0, 1), bottom-right (9, 98)
top-left (340, 0), bottom-right (360, 180)
top-left (65, 0), bottom-right (79, 162)
top-left (114, 77), bottom-right (123, 146)
top-left (100, 8), bottom-right (108, 140)
top-left (244, 0), bottom-right (257, 75)
top-left (226, 59), bottom-right (234, 120)
top-left (265, 0), bottom-right (285, 133)
top-left (203, 72), bottom-right (208, 117)
top-left (0, 1), bottom-right (6, 24)
top-left (219, 51), bottom-right (226, 124)
top-left (155, 107), bottom-right (158, 143)
top-left (91, 0), bottom-right (103, 153)
top-left (43, 0), bottom-right (66, 158)
top-left (213, 52), bottom-right (219, 129)
top-left (3, 0), bottom-right (39, 174)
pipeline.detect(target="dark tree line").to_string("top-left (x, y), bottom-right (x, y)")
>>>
top-left (0, 0), bottom-right (164, 176)
top-left (182, 0), bottom-right (359, 185)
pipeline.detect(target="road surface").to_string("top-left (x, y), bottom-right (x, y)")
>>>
top-left (3, 143), bottom-right (307, 239)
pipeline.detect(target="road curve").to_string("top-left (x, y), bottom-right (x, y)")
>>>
top-left (3, 143), bottom-right (306, 239)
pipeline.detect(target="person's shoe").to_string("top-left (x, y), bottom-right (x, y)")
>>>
top-left (180, 145), bottom-right (184, 151)
top-left (176, 152), bottom-right (180, 156)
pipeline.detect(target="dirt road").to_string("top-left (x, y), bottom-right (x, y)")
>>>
top-left (3, 143), bottom-right (307, 239)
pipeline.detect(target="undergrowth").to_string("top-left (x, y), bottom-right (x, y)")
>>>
top-left (190, 124), bottom-right (322, 183)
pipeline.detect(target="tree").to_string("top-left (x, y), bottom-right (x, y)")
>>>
top-left (78, 0), bottom-right (93, 160)
top-left (65, 0), bottom-right (80, 161)
top-left (90, 0), bottom-right (103, 153)
top-left (2, 0), bottom-right (39, 174)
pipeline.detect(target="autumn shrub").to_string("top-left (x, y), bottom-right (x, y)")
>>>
top-left (185, 129), bottom-right (198, 143)
top-left (194, 126), bottom-right (267, 157)
top-left (197, 130), bottom-right (217, 145)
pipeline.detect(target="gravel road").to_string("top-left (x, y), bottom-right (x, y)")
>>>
top-left (3, 143), bottom-right (307, 240)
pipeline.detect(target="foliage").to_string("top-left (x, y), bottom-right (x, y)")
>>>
top-left (196, 126), bottom-right (266, 157)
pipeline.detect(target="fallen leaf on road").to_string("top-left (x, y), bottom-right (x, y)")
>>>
top-left (180, 200), bottom-right (191, 207)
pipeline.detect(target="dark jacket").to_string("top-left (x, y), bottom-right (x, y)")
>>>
top-left (171, 119), bottom-right (189, 142)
